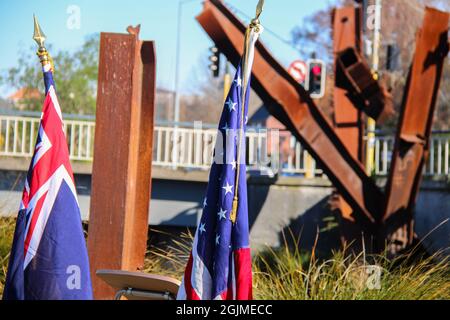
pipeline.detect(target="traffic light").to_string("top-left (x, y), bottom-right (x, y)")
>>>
top-left (386, 44), bottom-right (400, 71)
top-left (209, 46), bottom-right (221, 78)
top-left (306, 59), bottom-right (326, 99)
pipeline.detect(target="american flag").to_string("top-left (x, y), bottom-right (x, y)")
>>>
top-left (3, 63), bottom-right (93, 300)
top-left (177, 62), bottom-right (253, 300)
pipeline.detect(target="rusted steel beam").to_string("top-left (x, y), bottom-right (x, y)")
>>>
top-left (87, 30), bottom-right (156, 299)
top-left (197, 0), bottom-right (383, 224)
top-left (333, 6), bottom-right (364, 163)
top-left (382, 8), bottom-right (449, 255)
top-left (336, 47), bottom-right (394, 122)
top-left (331, 6), bottom-right (366, 248)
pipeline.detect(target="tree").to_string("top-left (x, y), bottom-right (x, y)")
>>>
top-left (181, 54), bottom-right (261, 124)
top-left (379, 0), bottom-right (450, 130)
top-left (290, 0), bottom-right (450, 130)
top-left (180, 54), bottom-right (225, 124)
top-left (0, 34), bottom-right (99, 115)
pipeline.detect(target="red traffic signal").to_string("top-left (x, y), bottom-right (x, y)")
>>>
top-left (311, 65), bottom-right (322, 76)
top-left (306, 59), bottom-right (326, 99)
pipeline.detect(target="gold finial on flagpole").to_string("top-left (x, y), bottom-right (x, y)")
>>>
top-left (230, 0), bottom-right (264, 224)
top-left (33, 14), bottom-right (46, 48)
top-left (33, 14), bottom-right (53, 70)
top-left (254, 0), bottom-right (264, 24)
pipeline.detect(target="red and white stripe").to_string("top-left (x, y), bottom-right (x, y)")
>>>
top-left (177, 229), bottom-right (253, 300)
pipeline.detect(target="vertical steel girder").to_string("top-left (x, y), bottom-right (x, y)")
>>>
top-left (197, 0), bottom-right (383, 224)
top-left (331, 7), bottom-right (394, 250)
top-left (382, 8), bottom-right (449, 255)
top-left (87, 29), bottom-right (156, 299)
top-left (333, 6), bottom-right (364, 163)
top-left (331, 6), bottom-right (367, 247)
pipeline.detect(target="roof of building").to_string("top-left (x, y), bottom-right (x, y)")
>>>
top-left (8, 88), bottom-right (41, 102)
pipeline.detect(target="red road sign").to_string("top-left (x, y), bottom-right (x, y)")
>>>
top-left (288, 60), bottom-right (307, 83)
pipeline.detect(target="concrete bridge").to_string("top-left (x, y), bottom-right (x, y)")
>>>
top-left (1, 112), bottom-right (449, 254)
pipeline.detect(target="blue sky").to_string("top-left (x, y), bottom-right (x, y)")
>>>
top-left (0, 0), bottom-right (331, 97)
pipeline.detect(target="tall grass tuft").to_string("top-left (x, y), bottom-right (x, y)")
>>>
top-left (0, 218), bottom-right (16, 297)
top-left (252, 244), bottom-right (450, 300)
top-left (0, 219), bottom-right (449, 300)
top-left (142, 228), bottom-right (192, 279)
top-left (142, 230), bottom-right (450, 300)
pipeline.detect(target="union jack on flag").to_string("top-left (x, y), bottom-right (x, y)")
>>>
top-left (3, 63), bottom-right (93, 300)
top-left (177, 61), bottom-right (253, 300)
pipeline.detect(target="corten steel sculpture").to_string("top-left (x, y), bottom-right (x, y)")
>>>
top-left (331, 6), bottom-right (394, 250)
top-left (197, 0), bottom-right (449, 255)
top-left (197, 0), bottom-right (384, 231)
top-left (87, 26), bottom-right (156, 299)
top-left (382, 8), bottom-right (449, 256)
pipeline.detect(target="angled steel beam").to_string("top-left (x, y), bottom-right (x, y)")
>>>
top-left (382, 8), bottom-right (449, 255)
top-left (196, 0), bottom-right (383, 224)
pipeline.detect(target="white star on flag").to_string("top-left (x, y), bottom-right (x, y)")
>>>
top-left (221, 122), bottom-right (229, 130)
top-left (225, 98), bottom-right (237, 112)
top-left (203, 198), bottom-right (208, 208)
top-left (231, 160), bottom-right (237, 170)
top-left (215, 234), bottom-right (220, 245)
top-left (217, 207), bottom-right (227, 220)
top-left (234, 75), bottom-right (242, 87)
top-left (199, 223), bottom-right (206, 234)
top-left (222, 181), bottom-right (233, 195)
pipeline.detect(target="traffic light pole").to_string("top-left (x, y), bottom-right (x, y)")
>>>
top-left (366, 0), bottom-right (382, 175)
top-left (173, 0), bottom-right (198, 125)
top-left (223, 62), bottom-right (231, 101)
top-left (174, 1), bottom-right (183, 125)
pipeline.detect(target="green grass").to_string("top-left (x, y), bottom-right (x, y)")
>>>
top-left (0, 218), bottom-right (15, 297)
top-left (252, 245), bottom-right (450, 299)
top-left (1, 218), bottom-right (449, 300)
top-left (143, 229), bottom-right (450, 300)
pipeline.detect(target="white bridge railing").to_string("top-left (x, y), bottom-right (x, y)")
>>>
top-left (0, 114), bottom-right (449, 178)
top-left (0, 115), bottom-right (95, 162)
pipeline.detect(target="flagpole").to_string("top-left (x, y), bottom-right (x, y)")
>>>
top-left (33, 15), bottom-right (53, 71)
top-left (230, 0), bottom-right (264, 224)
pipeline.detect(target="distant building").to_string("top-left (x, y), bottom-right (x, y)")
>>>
top-left (8, 88), bottom-right (41, 110)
